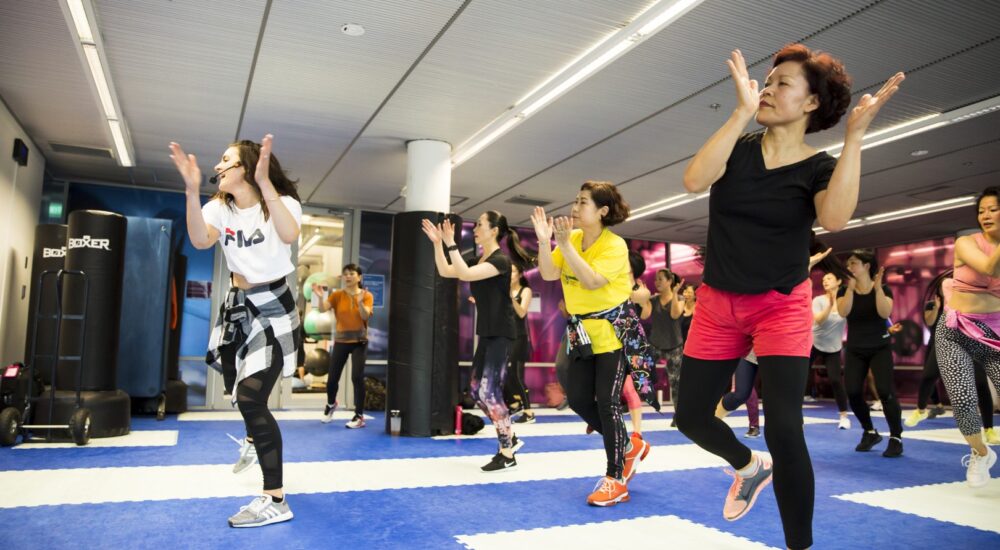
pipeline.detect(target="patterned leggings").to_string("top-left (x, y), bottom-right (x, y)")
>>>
top-left (935, 321), bottom-right (1000, 436)
top-left (471, 336), bottom-right (513, 449)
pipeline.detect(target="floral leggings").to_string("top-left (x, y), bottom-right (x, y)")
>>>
top-left (471, 336), bottom-right (514, 449)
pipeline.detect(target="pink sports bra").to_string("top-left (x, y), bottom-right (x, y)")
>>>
top-left (951, 232), bottom-right (1000, 297)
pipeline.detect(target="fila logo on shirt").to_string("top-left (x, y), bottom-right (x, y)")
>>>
top-left (68, 235), bottom-right (111, 251)
top-left (42, 247), bottom-right (66, 258)
top-left (224, 227), bottom-right (265, 248)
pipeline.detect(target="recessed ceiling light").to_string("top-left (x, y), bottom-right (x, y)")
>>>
top-left (341, 23), bottom-right (365, 36)
top-left (910, 149), bottom-right (929, 156)
top-left (709, 103), bottom-right (721, 110)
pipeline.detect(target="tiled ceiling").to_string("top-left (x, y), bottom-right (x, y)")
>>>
top-left (1, 0), bottom-right (998, 251)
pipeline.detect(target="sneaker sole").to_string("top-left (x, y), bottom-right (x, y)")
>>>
top-left (511, 439), bottom-right (525, 453)
top-left (623, 440), bottom-right (650, 482)
top-left (233, 459), bottom-right (258, 474)
top-left (229, 510), bottom-right (293, 528)
top-left (724, 471), bottom-right (773, 521)
top-left (345, 424), bottom-right (366, 429)
top-left (481, 464), bottom-right (518, 473)
top-left (588, 493), bottom-right (630, 507)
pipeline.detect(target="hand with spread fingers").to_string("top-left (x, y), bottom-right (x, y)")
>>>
top-left (727, 49), bottom-right (760, 117)
top-left (846, 72), bottom-right (906, 139)
top-left (168, 142), bottom-right (202, 193)
top-left (440, 218), bottom-right (457, 247)
top-left (553, 216), bottom-right (574, 248)
top-left (421, 219), bottom-right (443, 244)
top-left (531, 206), bottom-right (554, 243)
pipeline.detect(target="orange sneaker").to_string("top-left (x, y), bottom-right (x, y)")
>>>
top-left (587, 476), bottom-right (629, 507)
top-left (622, 432), bottom-right (650, 483)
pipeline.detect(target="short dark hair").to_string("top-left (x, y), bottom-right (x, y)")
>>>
top-left (976, 186), bottom-right (1000, 225)
top-left (848, 249), bottom-right (878, 279)
top-left (581, 181), bottom-right (630, 226)
top-left (343, 263), bottom-right (363, 288)
top-left (773, 43), bottom-right (852, 134)
top-left (628, 250), bottom-right (646, 279)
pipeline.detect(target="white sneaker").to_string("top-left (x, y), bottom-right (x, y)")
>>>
top-left (870, 401), bottom-right (883, 412)
top-left (346, 414), bottom-right (366, 429)
top-left (838, 416), bottom-right (851, 430)
top-left (963, 446), bottom-right (997, 488)
top-left (228, 495), bottom-right (293, 528)
top-left (227, 434), bottom-right (257, 474)
top-left (321, 402), bottom-right (337, 424)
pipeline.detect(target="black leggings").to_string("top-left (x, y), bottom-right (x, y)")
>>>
top-left (810, 347), bottom-right (848, 412)
top-left (845, 346), bottom-right (903, 438)
top-left (676, 355), bottom-right (813, 550)
top-left (223, 341), bottom-right (284, 491)
top-left (328, 341), bottom-right (368, 415)
top-left (565, 350), bottom-right (627, 479)
top-left (918, 345), bottom-right (994, 428)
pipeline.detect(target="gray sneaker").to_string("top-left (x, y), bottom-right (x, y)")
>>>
top-left (228, 433), bottom-right (258, 474)
top-left (228, 495), bottom-right (293, 528)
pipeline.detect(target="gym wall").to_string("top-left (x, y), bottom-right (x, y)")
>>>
top-left (0, 98), bottom-right (45, 366)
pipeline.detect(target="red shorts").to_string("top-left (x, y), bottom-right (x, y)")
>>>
top-left (683, 280), bottom-right (813, 360)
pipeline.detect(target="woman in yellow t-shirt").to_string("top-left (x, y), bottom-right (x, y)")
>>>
top-left (531, 181), bottom-right (648, 507)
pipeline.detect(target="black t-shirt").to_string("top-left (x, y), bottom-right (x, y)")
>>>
top-left (839, 284), bottom-right (894, 349)
top-left (649, 298), bottom-right (683, 350)
top-left (513, 286), bottom-right (529, 338)
top-left (704, 133), bottom-right (836, 294)
top-left (469, 249), bottom-right (516, 339)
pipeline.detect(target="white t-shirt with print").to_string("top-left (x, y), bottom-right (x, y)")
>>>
top-left (202, 196), bottom-right (302, 284)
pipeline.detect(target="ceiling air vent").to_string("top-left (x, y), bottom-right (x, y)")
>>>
top-left (505, 195), bottom-right (551, 207)
top-left (49, 142), bottom-right (114, 159)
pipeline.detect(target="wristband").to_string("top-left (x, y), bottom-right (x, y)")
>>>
top-left (445, 244), bottom-right (459, 252)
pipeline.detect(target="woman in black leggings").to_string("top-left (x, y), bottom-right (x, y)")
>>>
top-left (675, 43), bottom-right (903, 550)
top-left (838, 249), bottom-right (904, 457)
top-left (506, 262), bottom-right (536, 423)
top-left (171, 134), bottom-right (300, 527)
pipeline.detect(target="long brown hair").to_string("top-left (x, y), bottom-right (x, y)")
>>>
top-left (212, 139), bottom-right (300, 220)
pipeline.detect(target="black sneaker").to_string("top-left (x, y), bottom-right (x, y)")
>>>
top-left (514, 412), bottom-right (536, 424)
top-left (743, 426), bottom-right (761, 438)
top-left (927, 405), bottom-right (946, 419)
top-left (882, 437), bottom-right (903, 458)
top-left (481, 452), bottom-right (517, 473)
top-left (510, 435), bottom-right (524, 453)
top-left (855, 431), bottom-right (883, 452)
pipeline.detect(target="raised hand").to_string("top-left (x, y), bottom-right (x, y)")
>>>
top-left (421, 219), bottom-right (442, 244)
top-left (531, 206), bottom-right (554, 242)
top-left (553, 216), bottom-right (574, 247)
top-left (632, 280), bottom-right (651, 305)
top-left (846, 72), bottom-right (905, 139)
top-left (873, 266), bottom-right (885, 288)
top-left (847, 276), bottom-right (857, 291)
top-left (255, 134), bottom-right (274, 185)
top-left (440, 219), bottom-right (456, 247)
top-left (168, 142), bottom-right (202, 192)
top-left (726, 49), bottom-right (759, 117)
top-left (809, 247), bottom-right (833, 270)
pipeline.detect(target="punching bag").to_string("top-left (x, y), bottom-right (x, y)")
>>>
top-left (57, 210), bottom-right (127, 392)
top-left (387, 211), bottom-right (460, 436)
top-left (25, 224), bottom-right (67, 385)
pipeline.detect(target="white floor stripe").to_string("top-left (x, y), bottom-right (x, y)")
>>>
top-left (437, 416), bottom-right (837, 440)
top-left (834, 479), bottom-right (1000, 534)
top-left (903, 428), bottom-right (988, 446)
top-left (456, 515), bottom-right (778, 550)
top-left (468, 405), bottom-right (670, 418)
top-left (14, 430), bottom-right (179, 450)
top-left (0, 444), bottom-right (739, 508)
top-left (177, 411), bottom-right (372, 422)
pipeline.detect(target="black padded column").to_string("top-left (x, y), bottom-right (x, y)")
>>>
top-left (386, 212), bottom-right (460, 437)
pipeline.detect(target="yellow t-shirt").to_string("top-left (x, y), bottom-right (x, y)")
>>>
top-left (552, 228), bottom-right (631, 354)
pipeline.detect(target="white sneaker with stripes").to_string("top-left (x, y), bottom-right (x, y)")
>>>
top-left (228, 495), bottom-right (293, 528)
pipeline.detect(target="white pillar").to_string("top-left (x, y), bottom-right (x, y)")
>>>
top-left (405, 140), bottom-right (451, 212)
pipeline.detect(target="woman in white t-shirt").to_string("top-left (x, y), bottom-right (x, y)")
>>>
top-left (812, 271), bottom-right (850, 429)
top-left (170, 134), bottom-right (301, 528)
